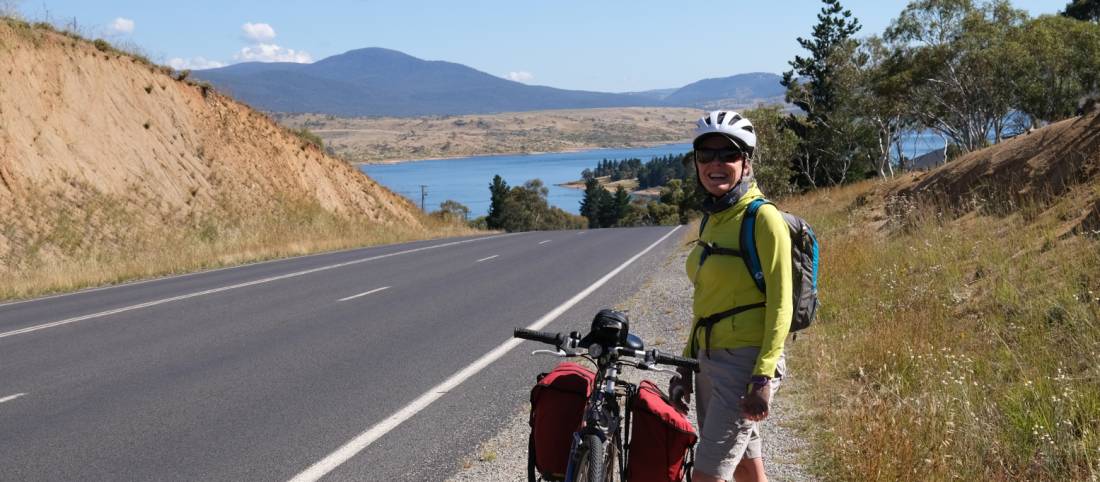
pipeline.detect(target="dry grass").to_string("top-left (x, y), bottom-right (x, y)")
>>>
top-left (0, 187), bottom-right (476, 301)
top-left (786, 179), bottom-right (1100, 480)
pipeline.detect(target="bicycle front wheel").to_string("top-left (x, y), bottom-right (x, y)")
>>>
top-left (572, 434), bottom-right (605, 482)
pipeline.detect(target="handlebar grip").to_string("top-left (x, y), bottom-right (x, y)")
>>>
top-left (513, 328), bottom-right (564, 347)
top-left (654, 352), bottom-right (700, 372)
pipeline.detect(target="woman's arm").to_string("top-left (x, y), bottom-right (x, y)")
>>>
top-left (752, 204), bottom-right (793, 378)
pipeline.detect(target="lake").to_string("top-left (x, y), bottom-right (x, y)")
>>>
top-left (360, 132), bottom-right (946, 219)
top-left (359, 144), bottom-right (692, 218)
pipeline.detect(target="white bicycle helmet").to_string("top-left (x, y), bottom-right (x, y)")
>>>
top-left (692, 110), bottom-right (756, 156)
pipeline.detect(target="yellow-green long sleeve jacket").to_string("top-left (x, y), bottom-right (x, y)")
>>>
top-left (684, 184), bottom-right (793, 377)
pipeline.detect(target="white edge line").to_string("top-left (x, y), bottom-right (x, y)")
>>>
top-left (538, 240), bottom-right (552, 245)
top-left (0, 234), bottom-right (511, 310)
top-left (0, 235), bottom-right (513, 340)
top-left (475, 255), bottom-right (499, 263)
top-left (0, 393), bottom-right (26, 404)
top-left (338, 287), bottom-right (391, 302)
top-left (287, 225), bottom-right (681, 482)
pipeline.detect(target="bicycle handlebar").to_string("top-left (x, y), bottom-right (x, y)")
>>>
top-left (513, 328), bottom-right (568, 347)
top-left (513, 327), bottom-right (698, 371)
top-left (653, 351), bottom-right (699, 371)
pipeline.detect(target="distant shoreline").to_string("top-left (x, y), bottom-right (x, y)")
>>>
top-left (355, 139), bottom-right (691, 166)
top-left (554, 177), bottom-right (662, 201)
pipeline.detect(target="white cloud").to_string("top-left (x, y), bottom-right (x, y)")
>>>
top-left (241, 22), bottom-right (276, 42)
top-left (506, 71), bottom-right (535, 83)
top-left (234, 43), bottom-right (312, 63)
top-left (168, 57), bottom-right (226, 70)
top-left (109, 17), bottom-right (134, 34)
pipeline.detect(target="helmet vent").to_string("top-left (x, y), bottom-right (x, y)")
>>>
top-left (704, 116), bottom-right (712, 126)
top-left (743, 125), bottom-right (754, 133)
top-left (730, 114), bottom-right (742, 123)
top-left (716, 112), bottom-right (727, 124)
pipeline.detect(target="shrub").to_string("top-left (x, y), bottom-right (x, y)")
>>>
top-left (175, 69), bottom-right (190, 82)
top-left (93, 38), bottom-right (111, 52)
top-left (293, 128), bottom-right (324, 151)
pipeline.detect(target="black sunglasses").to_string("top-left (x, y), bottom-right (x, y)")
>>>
top-left (694, 148), bottom-right (747, 164)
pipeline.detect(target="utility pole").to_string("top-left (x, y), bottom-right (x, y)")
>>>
top-left (419, 185), bottom-right (428, 212)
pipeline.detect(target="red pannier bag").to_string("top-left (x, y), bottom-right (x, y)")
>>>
top-left (529, 362), bottom-right (595, 479)
top-left (627, 380), bottom-right (698, 482)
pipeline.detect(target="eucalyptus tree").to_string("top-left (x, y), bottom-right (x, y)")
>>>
top-left (853, 35), bottom-right (918, 177)
top-left (740, 105), bottom-right (799, 192)
top-left (885, 0), bottom-right (1028, 151)
top-left (1009, 15), bottom-right (1100, 123)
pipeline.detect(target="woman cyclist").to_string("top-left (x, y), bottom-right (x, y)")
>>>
top-left (671, 110), bottom-right (792, 482)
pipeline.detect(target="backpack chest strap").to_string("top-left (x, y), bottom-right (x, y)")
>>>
top-left (697, 241), bottom-right (742, 267)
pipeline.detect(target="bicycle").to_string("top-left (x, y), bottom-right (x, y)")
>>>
top-left (514, 309), bottom-right (699, 482)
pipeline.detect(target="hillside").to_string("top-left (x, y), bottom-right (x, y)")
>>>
top-left (0, 19), bottom-right (468, 300)
top-left (891, 113), bottom-right (1100, 234)
top-left (277, 107), bottom-right (699, 163)
top-left (192, 48), bottom-right (666, 117)
top-left (662, 72), bottom-right (787, 109)
top-left (782, 111), bottom-right (1100, 480)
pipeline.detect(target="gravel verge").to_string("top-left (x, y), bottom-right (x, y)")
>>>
top-left (447, 238), bottom-right (819, 481)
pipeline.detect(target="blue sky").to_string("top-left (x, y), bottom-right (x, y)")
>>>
top-left (12, 0), bottom-right (1063, 92)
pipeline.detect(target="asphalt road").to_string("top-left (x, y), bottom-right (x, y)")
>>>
top-left (0, 226), bottom-right (683, 481)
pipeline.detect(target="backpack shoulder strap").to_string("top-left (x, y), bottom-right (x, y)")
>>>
top-left (740, 198), bottom-right (771, 293)
top-left (698, 212), bottom-right (710, 238)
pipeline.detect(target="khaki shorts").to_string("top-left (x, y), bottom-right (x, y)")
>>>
top-left (693, 347), bottom-right (785, 481)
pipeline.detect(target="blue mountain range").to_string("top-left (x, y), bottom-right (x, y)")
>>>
top-left (194, 48), bottom-right (785, 117)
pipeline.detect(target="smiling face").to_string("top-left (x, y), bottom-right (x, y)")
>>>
top-left (695, 135), bottom-right (747, 197)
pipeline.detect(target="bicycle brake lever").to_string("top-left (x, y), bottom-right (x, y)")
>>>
top-left (650, 367), bottom-right (679, 377)
top-left (531, 349), bottom-right (567, 357)
top-left (637, 362), bottom-right (679, 377)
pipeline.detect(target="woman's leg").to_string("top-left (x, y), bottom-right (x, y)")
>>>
top-left (733, 457), bottom-right (767, 482)
top-left (692, 348), bottom-right (759, 482)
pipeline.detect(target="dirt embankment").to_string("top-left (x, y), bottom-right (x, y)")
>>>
top-left (276, 107), bottom-right (699, 163)
top-left (886, 112), bottom-right (1100, 236)
top-left (0, 19), bottom-right (458, 298)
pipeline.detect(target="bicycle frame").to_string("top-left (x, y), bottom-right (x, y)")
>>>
top-left (563, 353), bottom-right (628, 482)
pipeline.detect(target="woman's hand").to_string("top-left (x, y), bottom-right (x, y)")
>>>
top-left (740, 379), bottom-right (771, 421)
top-left (668, 366), bottom-right (693, 412)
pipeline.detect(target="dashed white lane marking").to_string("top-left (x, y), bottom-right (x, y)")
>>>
top-left (0, 235), bottom-right (511, 340)
top-left (0, 393), bottom-right (26, 404)
top-left (337, 287), bottom-right (391, 302)
top-left (288, 225), bottom-right (682, 482)
top-left (538, 240), bottom-right (552, 245)
top-left (476, 255), bottom-right (499, 263)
